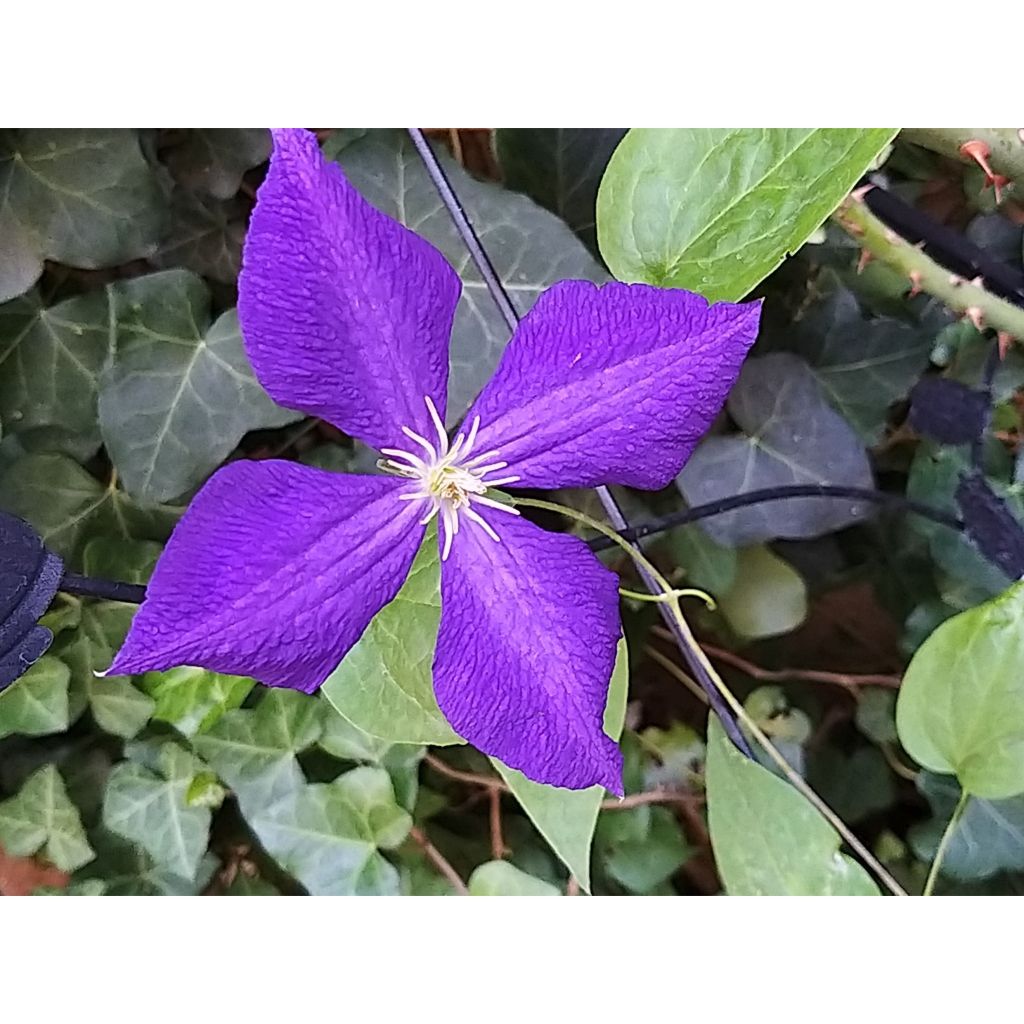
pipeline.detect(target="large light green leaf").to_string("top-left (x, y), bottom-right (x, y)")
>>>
top-left (0, 764), bottom-right (93, 871)
top-left (496, 128), bottom-right (626, 252)
top-left (491, 638), bottom-right (628, 892)
top-left (0, 289), bottom-right (111, 458)
top-left (323, 537), bottom-right (461, 746)
top-left (333, 130), bottom-right (606, 420)
top-left (0, 656), bottom-right (70, 738)
top-left (896, 580), bottom-right (1024, 799)
top-left (468, 860), bottom-right (560, 896)
top-left (141, 666), bottom-right (255, 738)
top-left (0, 130), bottom-right (165, 302)
top-left (596, 128), bottom-right (897, 300)
top-left (705, 718), bottom-right (880, 895)
top-left (102, 743), bottom-right (212, 880)
top-left (677, 354), bottom-right (874, 545)
top-left (98, 270), bottom-right (300, 502)
top-left (249, 767), bottom-right (411, 896)
top-left (0, 452), bottom-right (180, 561)
top-left (717, 545), bottom-right (808, 641)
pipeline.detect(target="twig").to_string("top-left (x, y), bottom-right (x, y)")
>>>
top-left (601, 790), bottom-right (700, 810)
top-left (424, 753), bottom-right (506, 791)
top-left (408, 825), bottom-right (469, 896)
top-left (834, 190), bottom-right (1024, 342)
top-left (489, 788), bottom-right (508, 860)
top-left (644, 644), bottom-right (709, 706)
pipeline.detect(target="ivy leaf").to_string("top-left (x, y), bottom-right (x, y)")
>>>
top-left (665, 523), bottom-right (737, 596)
top-left (164, 129), bottom-right (270, 199)
top-left (0, 130), bottom-right (166, 303)
top-left (0, 452), bottom-right (180, 563)
top-left (250, 767), bottom-right (411, 896)
top-left (468, 860), bottom-right (560, 896)
top-left (81, 537), bottom-right (162, 584)
top-left (0, 289), bottom-right (111, 459)
top-left (490, 638), bottom-right (628, 893)
top-left (102, 742), bottom-right (212, 879)
top-left (99, 270), bottom-right (301, 502)
top-left (677, 354), bottom-right (874, 545)
top-left (0, 764), bottom-right (93, 871)
top-left (597, 806), bottom-right (691, 894)
top-left (705, 718), bottom-right (880, 895)
top-left (0, 656), bottom-right (70, 738)
top-left (88, 676), bottom-right (154, 740)
top-left (153, 189), bottom-right (246, 283)
top-left (717, 546), bottom-right (808, 641)
top-left (496, 128), bottom-right (626, 252)
top-left (141, 666), bottom-right (254, 738)
top-left (80, 828), bottom-right (216, 895)
top-left (896, 580), bottom-right (1024, 799)
top-left (333, 130), bottom-right (606, 420)
top-left (596, 128), bottom-right (896, 300)
top-left (910, 772), bottom-right (1024, 881)
top-left (322, 536), bottom-right (461, 747)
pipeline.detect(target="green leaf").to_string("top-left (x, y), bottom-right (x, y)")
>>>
top-left (102, 743), bottom-right (212, 879)
top-left (0, 656), bottom-right (70, 738)
top-left (323, 536), bottom-right (461, 746)
top-left (468, 860), bottom-right (561, 896)
top-left (598, 806), bottom-right (690, 894)
top-left (318, 704), bottom-right (401, 762)
top-left (141, 666), bottom-right (255, 738)
top-left (896, 580), bottom-right (1024, 799)
top-left (0, 130), bottom-right (165, 302)
top-left (0, 452), bottom-right (180, 562)
top-left (855, 689), bottom-right (898, 746)
top-left (164, 129), bottom-right (270, 199)
top-left (0, 289), bottom-right (111, 458)
top-left (596, 128), bottom-right (896, 300)
top-left (910, 772), bottom-right (1024, 881)
top-left (99, 270), bottom-right (300, 501)
top-left (810, 747), bottom-right (896, 825)
top-left (496, 128), bottom-right (626, 252)
top-left (677, 354), bottom-right (874, 545)
top-left (153, 189), bottom-right (245, 284)
top-left (334, 130), bottom-right (606, 419)
top-left (79, 828), bottom-right (215, 895)
top-left (88, 676), bottom-right (155, 740)
top-left (665, 523), bottom-right (737, 596)
top-left (247, 768), bottom-right (412, 896)
top-left (82, 537), bottom-right (162, 584)
top-left (717, 546), bottom-right (808, 641)
top-left (0, 764), bottom-right (93, 871)
top-left (193, 688), bottom-right (323, 805)
top-left (705, 717), bottom-right (880, 895)
top-left (490, 638), bottom-right (628, 893)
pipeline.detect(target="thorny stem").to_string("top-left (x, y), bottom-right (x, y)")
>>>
top-left (834, 193), bottom-right (1024, 342)
top-left (902, 128), bottom-right (1024, 190)
top-left (515, 496), bottom-right (908, 897)
top-left (922, 789), bottom-right (970, 896)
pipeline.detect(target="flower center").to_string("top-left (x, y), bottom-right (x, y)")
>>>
top-left (380, 396), bottom-right (521, 560)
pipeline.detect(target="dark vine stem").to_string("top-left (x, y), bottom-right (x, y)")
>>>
top-left (60, 572), bottom-right (146, 604)
top-left (406, 127), bottom-right (754, 754)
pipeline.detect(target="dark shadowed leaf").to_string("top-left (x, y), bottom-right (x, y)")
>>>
top-left (333, 130), bottom-right (606, 420)
top-left (163, 129), bottom-right (270, 200)
top-left (0, 130), bottom-right (165, 302)
top-left (677, 354), bottom-right (875, 545)
top-left (955, 472), bottom-right (1024, 581)
top-left (153, 189), bottom-right (246, 283)
top-left (910, 376), bottom-right (990, 445)
top-left (99, 270), bottom-right (301, 502)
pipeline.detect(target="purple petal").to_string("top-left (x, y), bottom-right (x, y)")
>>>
top-left (465, 280), bottom-right (761, 490)
top-left (433, 513), bottom-right (623, 793)
top-left (107, 461), bottom-right (424, 692)
top-left (238, 128), bottom-right (461, 450)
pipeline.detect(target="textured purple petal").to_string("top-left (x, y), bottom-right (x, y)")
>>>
top-left (108, 461), bottom-right (424, 692)
top-left (466, 280), bottom-right (761, 490)
top-left (238, 128), bottom-right (461, 450)
top-left (433, 514), bottom-right (623, 793)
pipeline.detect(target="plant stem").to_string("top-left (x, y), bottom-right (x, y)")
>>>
top-left (833, 193), bottom-right (1024, 341)
top-left (922, 789), bottom-right (970, 896)
top-left (515, 495), bottom-right (908, 897)
top-left (902, 128), bottom-right (1024, 185)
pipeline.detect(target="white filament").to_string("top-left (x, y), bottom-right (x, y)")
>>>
top-left (381, 397), bottom-right (520, 560)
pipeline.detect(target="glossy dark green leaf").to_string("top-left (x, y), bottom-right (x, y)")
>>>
top-left (334, 130), bottom-right (606, 420)
top-left (705, 718), bottom-right (880, 895)
top-left (0, 764), bottom-right (93, 871)
top-left (99, 270), bottom-right (301, 502)
top-left (597, 128), bottom-right (896, 300)
top-left (164, 129), bottom-right (270, 199)
top-left (153, 189), bottom-right (246, 283)
top-left (897, 580), bottom-right (1024, 798)
top-left (677, 354), bottom-right (874, 545)
top-left (0, 130), bottom-right (165, 302)
top-left (496, 128), bottom-right (626, 252)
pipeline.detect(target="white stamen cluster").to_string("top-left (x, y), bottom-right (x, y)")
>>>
top-left (382, 397), bottom-right (521, 560)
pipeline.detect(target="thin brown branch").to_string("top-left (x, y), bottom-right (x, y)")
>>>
top-left (409, 826), bottom-right (469, 896)
top-left (602, 790), bottom-right (701, 810)
top-left (489, 788), bottom-right (509, 860)
top-left (423, 753), bottom-right (508, 791)
top-left (644, 644), bottom-right (710, 705)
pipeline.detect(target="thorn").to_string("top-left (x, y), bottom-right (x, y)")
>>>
top-left (999, 331), bottom-right (1014, 359)
top-left (964, 305), bottom-right (985, 331)
top-left (970, 275), bottom-right (985, 288)
top-left (850, 184), bottom-right (873, 203)
top-left (883, 227), bottom-right (900, 244)
top-left (856, 250), bottom-right (873, 274)
top-left (949, 274), bottom-right (964, 287)
top-left (908, 270), bottom-right (923, 297)
top-left (1018, 129), bottom-right (1024, 146)
top-left (960, 139), bottom-right (1008, 203)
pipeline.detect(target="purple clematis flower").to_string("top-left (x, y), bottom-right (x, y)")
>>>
top-left (108, 129), bottom-right (761, 794)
